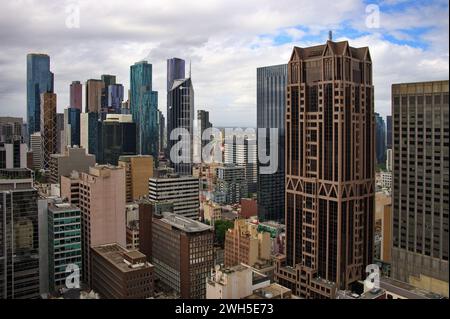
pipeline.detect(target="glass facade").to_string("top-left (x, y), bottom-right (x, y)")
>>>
top-left (0, 169), bottom-right (40, 299)
top-left (167, 78), bottom-right (194, 176)
top-left (98, 120), bottom-right (137, 165)
top-left (130, 61), bottom-right (159, 157)
top-left (375, 112), bottom-right (386, 165)
top-left (48, 204), bottom-right (82, 292)
top-left (167, 58), bottom-right (185, 92)
top-left (27, 54), bottom-right (54, 136)
top-left (256, 64), bottom-right (287, 222)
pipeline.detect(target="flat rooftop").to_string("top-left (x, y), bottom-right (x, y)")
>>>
top-left (247, 283), bottom-right (291, 299)
top-left (160, 212), bottom-right (212, 233)
top-left (380, 277), bottom-right (445, 299)
top-left (48, 202), bottom-right (79, 212)
top-left (92, 244), bottom-right (152, 273)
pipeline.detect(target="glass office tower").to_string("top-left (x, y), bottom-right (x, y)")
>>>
top-left (27, 54), bottom-right (54, 136)
top-left (256, 64), bottom-right (287, 222)
top-left (130, 61), bottom-right (159, 157)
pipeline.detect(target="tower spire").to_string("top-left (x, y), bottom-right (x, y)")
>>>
top-left (328, 30), bottom-right (333, 41)
top-left (189, 59), bottom-right (192, 78)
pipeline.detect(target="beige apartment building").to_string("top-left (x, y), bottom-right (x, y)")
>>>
top-left (118, 155), bottom-right (154, 202)
top-left (224, 219), bottom-right (271, 268)
top-left (61, 165), bottom-right (126, 285)
top-left (203, 200), bottom-right (222, 226)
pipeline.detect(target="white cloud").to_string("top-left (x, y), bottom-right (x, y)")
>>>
top-left (0, 0), bottom-right (448, 126)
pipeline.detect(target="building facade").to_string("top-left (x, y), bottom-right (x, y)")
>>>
top-left (27, 53), bottom-right (54, 136)
top-left (214, 165), bottom-right (247, 205)
top-left (152, 212), bottom-right (214, 299)
top-left (60, 165), bottom-right (126, 285)
top-left (257, 64), bottom-right (287, 222)
top-left (91, 244), bottom-right (154, 299)
top-left (118, 155), bottom-right (154, 202)
top-left (275, 40), bottom-right (375, 298)
top-left (49, 146), bottom-right (96, 184)
top-left (0, 169), bottom-right (40, 299)
top-left (391, 80), bottom-right (449, 292)
top-left (70, 81), bottom-right (82, 111)
top-left (40, 92), bottom-right (57, 170)
top-left (47, 201), bottom-right (82, 292)
top-left (148, 175), bottom-right (199, 219)
top-left (167, 58), bottom-right (185, 92)
top-left (167, 78), bottom-right (194, 176)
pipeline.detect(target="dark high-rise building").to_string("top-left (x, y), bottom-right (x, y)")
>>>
top-left (0, 169), bottom-right (40, 299)
top-left (27, 53), bottom-right (54, 136)
top-left (158, 110), bottom-right (166, 154)
top-left (256, 64), bottom-right (287, 222)
top-left (64, 108), bottom-right (81, 147)
top-left (375, 112), bottom-right (386, 165)
top-left (167, 58), bottom-right (185, 92)
top-left (391, 81), bottom-right (449, 290)
top-left (197, 110), bottom-right (212, 149)
top-left (386, 115), bottom-right (392, 149)
top-left (80, 112), bottom-right (101, 159)
top-left (98, 114), bottom-right (137, 165)
top-left (130, 61), bottom-right (159, 157)
top-left (167, 78), bottom-right (194, 176)
top-left (275, 41), bottom-right (375, 298)
top-left (40, 92), bottom-right (57, 169)
top-left (70, 81), bottom-right (82, 111)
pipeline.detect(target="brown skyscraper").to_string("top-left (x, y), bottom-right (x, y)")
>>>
top-left (40, 92), bottom-right (57, 169)
top-left (275, 40), bottom-right (375, 298)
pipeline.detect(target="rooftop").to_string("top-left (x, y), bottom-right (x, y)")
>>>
top-left (380, 277), bottom-right (445, 299)
top-left (92, 244), bottom-right (153, 273)
top-left (160, 212), bottom-right (212, 233)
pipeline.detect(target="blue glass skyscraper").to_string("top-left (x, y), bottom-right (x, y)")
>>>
top-left (27, 54), bottom-right (54, 137)
top-left (130, 61), bottom-right (159, 157)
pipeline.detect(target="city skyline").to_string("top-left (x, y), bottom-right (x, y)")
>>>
top-left (0, 1), bottom-right (448, 127)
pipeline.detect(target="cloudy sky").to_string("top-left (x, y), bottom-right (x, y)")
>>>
top-left (0, 0), bottom-right (448, 127)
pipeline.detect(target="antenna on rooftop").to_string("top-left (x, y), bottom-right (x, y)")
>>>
top-left (328, 30), bottom-right (333, 41)
top-left (189, 59), bottom-right (192, 78)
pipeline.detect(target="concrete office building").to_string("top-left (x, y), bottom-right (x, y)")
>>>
top-left (224, 137), bottom-right (257, 194)
top-left (257, 64), bottom-right (287, 222)
top-left (85, 79), bottom-right (104, 113)
top-left (49, 146), bottom-right (95, 184)
top-left (60, 165), bottom-right (126, 285)
top-left (0, 169), bottom-right (40, 299)
top-left (0, 140), bottom-right (28, 169)
top-left (118, 155), bottom-right (154, 202)
top-left (40, 92), bottom-right (57, 170)
top-left (224, 219), bottom-right (271, 268)
top-left (148, 175), bottom-right (200, 219)
top-left (275, 40), bottom-right (375, 298)
top-left (214, 165), bottom-right (247, 205)
top-left (91, 244), bottom-right (154, 299)
top-left (386, 148), bottom-right (393, 172)
top-left (152, 212), bottom-right (214, 299)
top-left (30, 132), bottom-right (42, 170)
top-left (0, 117), bottom-right (23, 143)
top-left (70, 81), bottom-right (82, 111)
top-left (391, 80), bottom-right (449, 297)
